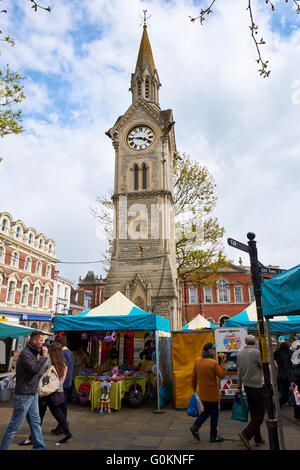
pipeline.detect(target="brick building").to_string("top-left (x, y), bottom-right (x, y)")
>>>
top-left (180, 261), bottom-right (277, 327)
top-left (77, 271), bottom-right (106, 310)
top-left (0, 211), bottom-right (57, 332)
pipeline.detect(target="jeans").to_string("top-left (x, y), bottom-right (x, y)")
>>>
top-left (193, 401), bottom-right (219, 439)
top-left (0, 393), bottom-right (46, 450)
top-left (242, 386), bottom-right (265, 443)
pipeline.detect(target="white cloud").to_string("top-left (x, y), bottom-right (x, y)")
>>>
top-left (1, 0), bottom-right (300, 286)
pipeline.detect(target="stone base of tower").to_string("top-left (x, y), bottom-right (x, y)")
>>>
top-left (104, 256), bottom-right (181, 331)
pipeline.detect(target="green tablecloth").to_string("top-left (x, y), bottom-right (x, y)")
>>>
top-left (74, 375), bottom-right (151, 411)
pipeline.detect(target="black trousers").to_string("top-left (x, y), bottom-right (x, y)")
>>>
top-left (193, 401), bottom-right (219, 439)
top-left (243, 386), bottom-right (265, 443)
top-left (29, 397), bottom-right (70, 440)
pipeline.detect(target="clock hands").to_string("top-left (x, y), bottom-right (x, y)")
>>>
top-left (134, 136), bottom-right (150, 141)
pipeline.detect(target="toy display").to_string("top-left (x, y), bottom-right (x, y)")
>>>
top-left (97, 382), bottom-right (112, 415)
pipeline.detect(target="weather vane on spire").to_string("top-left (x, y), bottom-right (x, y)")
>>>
top-left (140, 9), bottom-right (151, 27)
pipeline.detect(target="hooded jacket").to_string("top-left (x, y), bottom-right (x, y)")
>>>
top-left (14, 341), bottom-right (49, 395)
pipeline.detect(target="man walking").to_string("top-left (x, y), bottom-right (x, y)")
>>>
top-left (0, 330), bottom-right (49, 450)
top-left (190, 342), bottom-right (226, 443)
top-left (237, 335), bottom-right (265, 450)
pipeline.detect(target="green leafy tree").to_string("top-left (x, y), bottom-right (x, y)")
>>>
top-left (0, 0), bottom-right (50, 148)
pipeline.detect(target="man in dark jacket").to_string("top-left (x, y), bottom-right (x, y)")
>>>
top-left (0, 330), bottom-right (49, 450)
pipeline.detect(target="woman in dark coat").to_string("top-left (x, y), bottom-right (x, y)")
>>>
top-left (274, 342), bottom-right (293, 408)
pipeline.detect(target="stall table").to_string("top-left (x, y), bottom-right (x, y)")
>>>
top-left (74, 375), bottom-right (152, 412)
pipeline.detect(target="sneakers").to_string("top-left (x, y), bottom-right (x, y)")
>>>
top-left (239, 432), bottom-right (252, 450)
top-left (210, 436), bottom-right (224, 443)
top-left (190, 425), bottom-right (200, 441)
top-left (255, 440), bottom-right (266, 447)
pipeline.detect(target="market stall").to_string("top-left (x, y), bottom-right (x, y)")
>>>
top-left (53, 291), bottom-right (172, 412)
top-left (224, 301), bottom-right (300, 332)
top-left (182, 314), bottom-right (218, 330)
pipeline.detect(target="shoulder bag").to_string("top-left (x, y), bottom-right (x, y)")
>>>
top-left (38, 365), bottom-right (60, 397)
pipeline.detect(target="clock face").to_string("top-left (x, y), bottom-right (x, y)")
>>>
top-left (127, 126), bottom-right (154, 150)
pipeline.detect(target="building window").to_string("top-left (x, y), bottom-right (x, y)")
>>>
top-left (142, 164), bottom-right (147, 190)
top-left (11, 251), bottom-right (19, 268)
top-left (36, 261), bottom-right (42, 276)
top-left (39, 239), bottom-right (43, 250)
top-left (46, 265), bottom-right (51, 278)
top-left (234, 287), bottom-right (243, 303)
top-left (249, 287), bottom-right (255, 302)
top-left (189, 288), bottom-right (197, 304)
top-left (16, 226), bottom-right (21, 239)
top-left (21, 284), bottom-right (29, 305)
top-left (7, 281), bottom-right (16, 303)
top-left (1, 218), bottom-right (8, 232)
top-left (0, 246), bottom-right (4, 263)
top-left (84, 291), bottom-right (93, 309)
top-left (33, 287), bottom-right (40, 306)
top-left (57, 284), bottom-right (61, 298)
top-left (44, 289), bottom-right (50, 308)
top-left (134, 165), bottom-right (139, 190)
top-left (64, 287), bottom-right (68, 299)
top-left (48, 244), bottom-right (53, 254)
top-left (28, 233), bottom-right (34, 245)
top-left (24, 257), bottom-right (31, 271)
top-left (218, 280), bottom-right (229, 302)
top-left (204, 287), bottom-right (212, 303)
top-left (137, 79), bottom-right (141, 96)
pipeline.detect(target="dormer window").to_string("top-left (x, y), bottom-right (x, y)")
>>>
top-left (39, 239), bottom-right (43, 250)
top-left (28, 233), bottom-right (34, 245)
top-left (1, 219), bottom-right (8, 232)
top-left (16, 226), bottom-right (21, 239)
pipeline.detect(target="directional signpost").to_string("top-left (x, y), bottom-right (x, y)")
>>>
top-left (227, 234), bottom-right (281, 450)
top-left (258, 266), bottom-right (286, 276)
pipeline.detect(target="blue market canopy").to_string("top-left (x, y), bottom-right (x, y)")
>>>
top-left (53, 291), bottom-right (170, 333)
top-left (223, 302), bottom-right (300, 332)
top-left (182, 314), bottom-right (218, 330)
top-left (262, 264), bottom-right (300, 317)
top-left (0, 321), bottom-right (50, 340)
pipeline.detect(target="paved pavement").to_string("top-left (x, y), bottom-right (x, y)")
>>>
top-left (0, 395), bottom-right (299, 453)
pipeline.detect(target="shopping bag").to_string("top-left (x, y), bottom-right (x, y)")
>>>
top-left (293, 385), bottom-right (300, 406)
top-left (194, 392), bottom-right (204, 415)
top-left (231, 392), bottom-right (248, 422)
top-left (187, 392), bottom-right (200, 417)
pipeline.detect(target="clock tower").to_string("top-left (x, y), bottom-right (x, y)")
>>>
top-left (104, 23), bottom-right (181, 330)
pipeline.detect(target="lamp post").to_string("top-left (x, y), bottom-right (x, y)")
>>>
top-left (247, 232), bottom-right (279, 451)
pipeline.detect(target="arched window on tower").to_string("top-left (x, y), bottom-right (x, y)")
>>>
top-left (137, 79), bottom-right (142, 97)
top-left (142, 164), bottom-right (147, 190)
top-left (134, 164), bottom-right (139, 190)
top-left (145, 78), bottom-right (150, 99)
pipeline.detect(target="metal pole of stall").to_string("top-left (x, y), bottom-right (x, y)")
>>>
top-left (247, 232), bottom-right (280, 450)
top-left (153, 330), bottom-right (164, 414)
top-left (265, 318), bottom-right (286, 450)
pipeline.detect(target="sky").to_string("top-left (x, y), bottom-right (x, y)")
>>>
top-left (1, 0), bottom-right (300, 286)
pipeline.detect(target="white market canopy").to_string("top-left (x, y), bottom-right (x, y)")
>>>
top-left (224, 301), bottom-right (300, 332)
top-left (182, 314), bottom-right (217, 330)
top-left (54, 291), bottom-right (170, 332)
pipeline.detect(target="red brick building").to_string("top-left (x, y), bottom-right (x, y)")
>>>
top-left (180, 262), bottom-right (276, 327)
top-left (77, 271), bottom-right (106, 310)
top-left (0, 211), bottom-right (57, 332)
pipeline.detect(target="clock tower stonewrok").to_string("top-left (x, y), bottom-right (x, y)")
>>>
top-left (104, 24), bottom-right (181, 330)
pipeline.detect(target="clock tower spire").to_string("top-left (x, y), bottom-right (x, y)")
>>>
top-left (130, 21), bottom-right (161, 108)
top-left (105, 17), bottom-right (181, 331)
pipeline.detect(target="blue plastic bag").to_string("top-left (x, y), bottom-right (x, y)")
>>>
top-left (187, 392), bottom-right (201, 417)
top-left (231, 392), bottom-right (248, 422)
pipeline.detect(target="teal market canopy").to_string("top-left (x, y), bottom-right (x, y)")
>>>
top-left (262, 264), bottom-right (300, 317)
top-left (53, 291), bottom-right (170, 333)
top-left (223, 301), bottom-right (300, 332)
top-left (0, 321), bottom-right (50, 340)
top-left (182, 314), bottom-right (218, 330)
